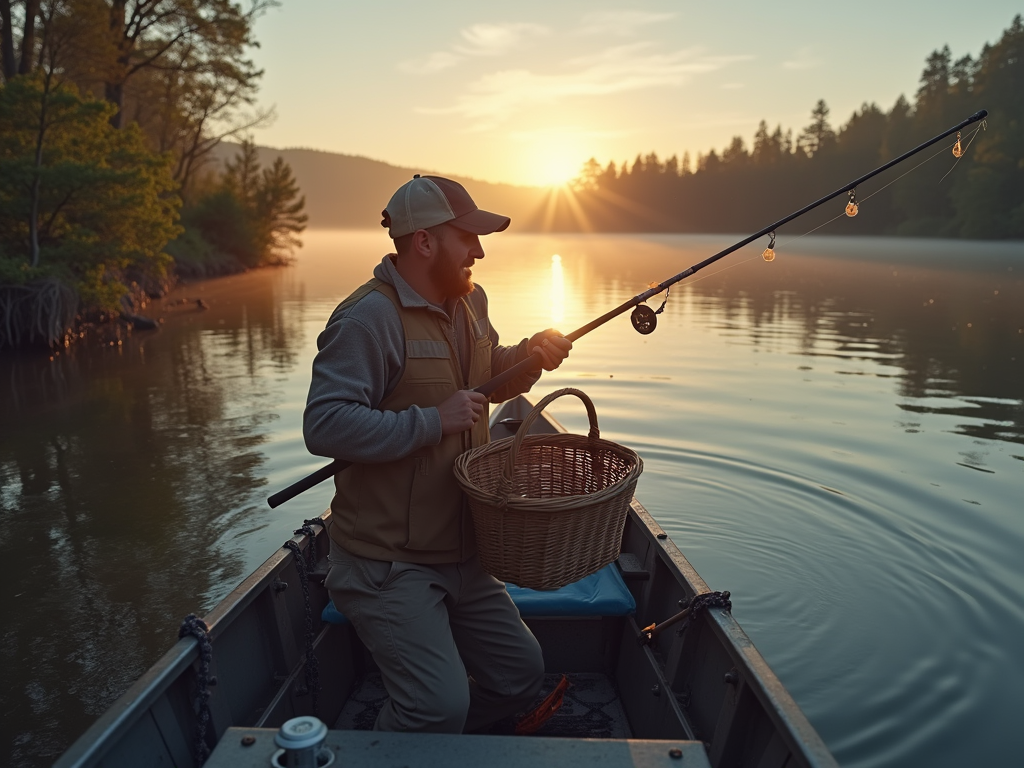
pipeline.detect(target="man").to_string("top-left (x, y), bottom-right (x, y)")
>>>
top-left (304, 175), bottom-right (572, 734)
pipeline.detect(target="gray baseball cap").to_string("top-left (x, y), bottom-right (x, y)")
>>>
top-left (381, 175), bottom-right (510, 239)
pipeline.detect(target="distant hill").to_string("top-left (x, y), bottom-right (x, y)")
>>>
top-left (211, 143), bottom-right (553, 231)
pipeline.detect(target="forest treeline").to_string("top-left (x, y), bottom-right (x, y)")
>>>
top-left (0, 0), bottom-right (305, 348)
top-left (563, 16), bottom-right (1024, 240)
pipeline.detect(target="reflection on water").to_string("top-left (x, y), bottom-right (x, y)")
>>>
top-left (549, 253), bottom-right (564, 326)
top-left (1, 231), bottom-right (1022, 768)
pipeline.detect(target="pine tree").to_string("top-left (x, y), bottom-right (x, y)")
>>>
top-left (255, 156), bottom-right (307, 263)
top-left (797, 99), bottom-right (835, 157)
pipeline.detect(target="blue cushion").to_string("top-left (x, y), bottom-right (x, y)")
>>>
top-left (322, 563), bottom-right (635, 625)
top-left (506, 564), bottom-right (636, 618)
top-left (322, 600), bottom-right (348, 625)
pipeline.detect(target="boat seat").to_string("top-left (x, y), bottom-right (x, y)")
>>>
top-left (321, 563), bottom-right (635, 625)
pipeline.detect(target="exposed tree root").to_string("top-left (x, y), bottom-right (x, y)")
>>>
top-left (0, 280), bottom-right (79, 349)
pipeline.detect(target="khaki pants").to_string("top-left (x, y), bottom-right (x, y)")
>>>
top-left (325, 540), bottom-right (545, 733)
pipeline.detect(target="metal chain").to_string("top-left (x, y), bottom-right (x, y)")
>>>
top-left (177, 614), bottom-right (214, 767)
top-left (283, 539), bottom-right (321, 717)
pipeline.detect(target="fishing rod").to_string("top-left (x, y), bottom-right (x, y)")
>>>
top-left (267, 108), bottom-right (988, 510)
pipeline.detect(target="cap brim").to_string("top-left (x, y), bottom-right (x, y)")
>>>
top-left (449, 208), bottom-right (510, 235)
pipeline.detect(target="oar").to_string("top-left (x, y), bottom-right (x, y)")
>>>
top-left (267, 108), bottom-right (988, 510)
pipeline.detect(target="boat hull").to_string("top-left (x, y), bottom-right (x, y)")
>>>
top-left (54, 395), bottom-right (837, 768)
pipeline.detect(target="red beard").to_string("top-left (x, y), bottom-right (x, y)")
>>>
top-left (430, 241), bottom-right (475, 299)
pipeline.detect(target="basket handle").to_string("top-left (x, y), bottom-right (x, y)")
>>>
top-left (498, 388), bottom-right (600, 496)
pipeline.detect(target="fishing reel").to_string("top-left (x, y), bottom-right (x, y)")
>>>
top-left (631, 305), bottom-right (658, 335)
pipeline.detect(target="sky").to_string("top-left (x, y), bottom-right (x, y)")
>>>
top-left (248, 1), bottom-right (1021, 188)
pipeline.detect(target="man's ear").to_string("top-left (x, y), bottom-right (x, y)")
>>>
top-left (410, 229), bottom-right (434, 259)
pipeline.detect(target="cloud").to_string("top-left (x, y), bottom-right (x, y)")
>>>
top-left (577, 10), bottom-right (676, 36)
top-left (398, 22), bottom-right (549, 74)
top-left (782, 47), bottom-right (819, 70)
top-left (398, 51), bottom-right (462, 74)
top-left (456, 22), bottom-right (549, 56)
top-left (421, 43), bottom-right (751, 130)
top-left (507, 126), bottom-right (628, 143)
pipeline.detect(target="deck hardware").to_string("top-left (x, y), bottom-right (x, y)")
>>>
top-left (241, 735), bottom-right (256, 747)
top-left (272, 715), bottom-right (334, 768)
top-left (651, 684), bottom-right (661, 697)
top-left (273, 578), bottom-right (288, 592)
top-left (669, 747), bottom-right (683, 759)
top-left (724, 669), bottom-right (738, 685)
top-left (656, 532), bottom-right (668, 540)
top-left (638, 590), bottom-right (733, 646)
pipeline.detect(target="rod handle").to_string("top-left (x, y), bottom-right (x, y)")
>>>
top-left (267, 459), bottom-right (346, 509)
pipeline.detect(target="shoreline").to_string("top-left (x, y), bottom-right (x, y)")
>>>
top-left (0, 258), bottom-right (292, 354)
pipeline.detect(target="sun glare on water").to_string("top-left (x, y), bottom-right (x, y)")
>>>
top-left (550, 254), bottom-right (565, 325)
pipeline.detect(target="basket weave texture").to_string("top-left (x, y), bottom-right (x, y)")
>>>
top-left (454, 388), bottom-right (643, 590)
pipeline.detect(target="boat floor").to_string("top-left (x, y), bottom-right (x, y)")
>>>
top-left (334, 672), bottom-right (633, 739)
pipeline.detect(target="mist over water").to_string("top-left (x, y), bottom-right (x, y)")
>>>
top-left (1, 230), bottom-right (1022, 767)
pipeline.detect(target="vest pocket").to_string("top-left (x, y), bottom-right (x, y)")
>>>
top-left (404, 449), bottom-right (463, 552)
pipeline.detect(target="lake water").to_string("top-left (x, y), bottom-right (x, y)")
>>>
top-left (1, 230), bottom-right (1022, 767)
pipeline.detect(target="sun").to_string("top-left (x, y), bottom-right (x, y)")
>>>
top-left (524, 136), bottom-right (587, 187)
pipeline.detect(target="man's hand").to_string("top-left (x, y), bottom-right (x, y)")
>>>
top-left (437, 390), bottom-right (488, 435)
top-left (528, 329), bottom-right (572, 371)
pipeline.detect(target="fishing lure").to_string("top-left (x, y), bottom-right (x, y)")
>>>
top-left (762, 231), bottom-right (776, 262)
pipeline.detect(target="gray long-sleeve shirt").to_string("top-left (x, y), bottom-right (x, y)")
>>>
top-left (303, 255), bottom-right (540, 464)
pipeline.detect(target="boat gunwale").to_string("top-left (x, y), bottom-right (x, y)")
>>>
top-left (53, 527), bottom-right (321, 768)
top-left (628, 498), bottom-right (835, 767)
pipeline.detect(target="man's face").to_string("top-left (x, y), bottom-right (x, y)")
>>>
top-left (429, 225), bottom-right (485, 300)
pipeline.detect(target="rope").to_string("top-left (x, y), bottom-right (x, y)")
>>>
top-left (682, 591), bottom-right (732, 625)
top-left (293, 517), bottom-right (326, 572)
top-left (284, 538), bottom-right (321, 717)
top-left (177, 614), bottom-right (214, 767)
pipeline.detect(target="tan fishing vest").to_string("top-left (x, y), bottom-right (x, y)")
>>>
top-left (328, 279), bottom-right (491, 564)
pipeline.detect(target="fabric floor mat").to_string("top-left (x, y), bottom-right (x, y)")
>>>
top-left (333, 672), bottom-right (632, 739)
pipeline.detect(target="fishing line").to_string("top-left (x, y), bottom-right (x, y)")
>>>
top-left (776, 126), bottom-right (981, 251)
top-left (938, 121), bottom-right (985, 184)
top-left (267, 109), bottom-right (988, 509)
top-left (671, 125), bottom-right (986, 296)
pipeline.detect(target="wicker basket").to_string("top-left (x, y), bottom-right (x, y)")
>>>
top-left (454, 388), bottom-right (643, 590)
